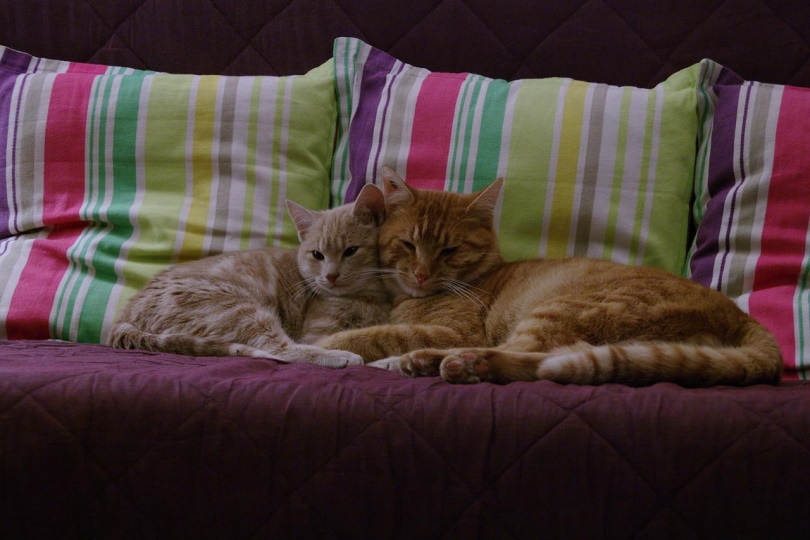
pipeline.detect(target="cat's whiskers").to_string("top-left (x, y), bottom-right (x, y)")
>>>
top-left (441, 278), bottom-right (487, 310)
top-left (370, 268), bottom-right (401, 276)
top-left (371, 268), bottom-right (406, 285)
top-left (350, 268), bottom-right (391, 280)
top-left (285, 277), bottom-right (318, 302)
top-left (370, 269), bottom-right (486, 308)
top-left (284, 278), bottom-right (311, 296)
top-left (450, 279), bottom-right (489, 298)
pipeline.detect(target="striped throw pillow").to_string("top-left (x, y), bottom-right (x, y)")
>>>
top-left (0, 46), bottom-right (336, 344)
top-left (331, 37), bottom-right (700, 273)
top-left (689, 60), bottom-right (810, 380)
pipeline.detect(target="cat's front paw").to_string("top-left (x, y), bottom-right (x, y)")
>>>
top-left (294, 344), bottom-right (363, 368)
top-left (440, 351), bottom-right (491, 384)
top-left (399, 349), bottom-right (449, 377)
top-left (367, 356), bottom-right (402, 371)
top-left (317, 349), bottom-right (364, 368)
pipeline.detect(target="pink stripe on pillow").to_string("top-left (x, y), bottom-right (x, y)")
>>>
top-left (42, 74), bottom-right (92, 226)
top-left (748, 86), bottom-right (810, 367)
top-left (6, 71), bottom-right (94, 339)
top-left (750, 287), bottom-right (798, 368)
top-left (6, 231), bottom-right (79, 339)
top-left (65, 62), bottom-right (109, 76)
top-left (406, 73), bottom-right (467, 190)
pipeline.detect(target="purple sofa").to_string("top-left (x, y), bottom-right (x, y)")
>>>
top-left (2, 1), bottom-right (809, 537)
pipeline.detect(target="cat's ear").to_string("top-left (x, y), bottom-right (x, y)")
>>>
top-left (466, 178), bottom-right (504, 220)
top-left (286, 200), bottom-right (316, 240)
top-left (353, 184), bottom-right (386, 226)
top-left (378, 166), bottom-right (415, 208)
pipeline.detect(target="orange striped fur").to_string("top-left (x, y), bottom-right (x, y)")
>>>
top-left (316, 168), bottom-right (782, 386)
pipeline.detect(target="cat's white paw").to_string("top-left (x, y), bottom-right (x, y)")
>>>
top-left (367, 356), bottom-right (402, 371)
top-left (315, 349), bottom-right (364, 368)
top-left (247, 350), bottom-right (276, 359)
top-left (280, 344), bottom-right (363, 368)
top-left (229, 344), bottom-right (274, 358)
top-left (298, 346), bottom-right (363, 368)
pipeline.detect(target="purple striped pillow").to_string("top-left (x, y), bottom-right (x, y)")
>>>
top-left (689, 60), bottom-right (810, 380)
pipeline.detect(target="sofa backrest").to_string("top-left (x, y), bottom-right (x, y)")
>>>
top-left (1, 0), bottom-right (808, 86)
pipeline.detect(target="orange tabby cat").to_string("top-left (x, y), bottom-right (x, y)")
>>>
top-left (316, 167), bottom-right (782, 386)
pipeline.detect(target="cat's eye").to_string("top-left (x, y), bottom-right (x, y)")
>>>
top-left (311, 250), bottom-right (325, 261)
top-left (441, 246), bottom-right (459, 257)
top-left (401, 240), bottom-right (416, 252)
top-left (344, 246), bottom-right (359, 257)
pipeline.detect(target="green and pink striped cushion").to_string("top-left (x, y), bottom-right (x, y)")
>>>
top-left (0, 46), bottom-right (336, 343)
top-left (331, 37), bottom-right (700, 273)
top-left (689, 60), bottom-right (810, 379)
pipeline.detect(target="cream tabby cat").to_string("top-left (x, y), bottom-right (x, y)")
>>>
top-left (316, 167), bottom-right (783, 386)
top-left (109, 184), bottom-right (389, 367)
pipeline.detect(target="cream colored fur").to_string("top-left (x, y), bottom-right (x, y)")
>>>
top-left (108, 184), bottom-right (390, 367)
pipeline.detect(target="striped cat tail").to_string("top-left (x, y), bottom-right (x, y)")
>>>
top-left (733, 317), bottom-right (784, 383)
top-left (537, 320), bottom-right (783, 387)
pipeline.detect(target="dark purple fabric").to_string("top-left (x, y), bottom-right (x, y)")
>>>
top-left (1, 340), bottom-right (809, 538)
top-left (1, 0), bottom-right (809, 86)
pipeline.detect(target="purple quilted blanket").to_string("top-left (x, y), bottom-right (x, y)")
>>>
top-left (2, 340), bottom-right (809, 538)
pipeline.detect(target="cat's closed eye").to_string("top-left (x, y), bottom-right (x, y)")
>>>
top-left (401, 240), bottom-right (416, 252)
top-left (440, 246), bottom-right (458, 257)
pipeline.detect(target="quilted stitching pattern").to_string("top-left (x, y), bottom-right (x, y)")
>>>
top-left (0, 0), bottom-right (808, 85)
top-left (1, 341), bottom-right (809, 537)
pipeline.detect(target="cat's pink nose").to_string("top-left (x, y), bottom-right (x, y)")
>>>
top-left (414, 272), bottom-right (429, 284)
top-left (326, 273), bottom-right (339, 284)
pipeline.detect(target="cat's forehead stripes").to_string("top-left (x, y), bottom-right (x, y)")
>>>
top-left (408, 203), bottom-right (463, 244)
top-left (409, 222), bottom-right (455, 251)
top-left (387, 190), bottom-right (485, 251)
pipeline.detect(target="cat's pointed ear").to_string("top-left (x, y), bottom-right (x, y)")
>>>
top-left (286, 200), bottom-right (316, 241)
top-left (378, 166), bottom-right (415, 208)
top-left (466, 178), bottom-right (504, 219)
top-left (353, 184), bottom-right (386, 226)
